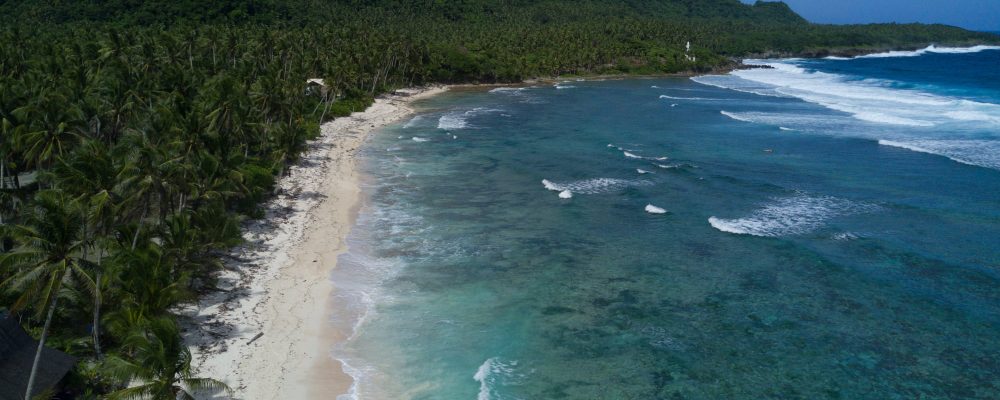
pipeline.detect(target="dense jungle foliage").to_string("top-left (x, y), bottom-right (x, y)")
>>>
top-left (1, 0), bottom-right (997, 398)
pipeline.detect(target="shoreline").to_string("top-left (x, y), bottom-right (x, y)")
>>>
top-left (177, 42), bottom-right (1000, 400)
top-left (182, 85), bottom-right (448, 400)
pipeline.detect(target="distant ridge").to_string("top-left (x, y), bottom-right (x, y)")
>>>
top-left (0, 0), bottom-right (807, 25)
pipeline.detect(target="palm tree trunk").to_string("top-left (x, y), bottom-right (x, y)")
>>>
top-left (25, 280), bottom-right (63, 400)
top-left (132, 201), bottom-right (148, 251)
top-left (93, 248), bottom-right (103, 359)
top-left (82, 222), bottom-right (102, 359)
top-left (92, 272), bottom-right (102, 358)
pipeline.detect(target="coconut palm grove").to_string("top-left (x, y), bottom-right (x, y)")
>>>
top-left (0, 0), bottom-right (997, 398)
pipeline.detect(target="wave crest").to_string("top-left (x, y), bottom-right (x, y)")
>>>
top-left (474, 358), bottom-right (522, 400)
top-left (852, 45), bottom-right (1000, 59)
top-left (878, 139), bottom-right (1000, 170)
top-left (709, 193), bottom-right (879, 237)
top-left (698, 60), bottom-right (1000, 129)
top-left (438, 107), bottom-right (504, 130)
top-left (542, 178), bottom-right (651, 194)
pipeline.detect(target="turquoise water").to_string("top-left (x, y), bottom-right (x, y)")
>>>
top-left (332, 46), bottom-right (1000, 399)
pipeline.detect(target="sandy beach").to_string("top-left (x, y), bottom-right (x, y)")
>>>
top-left (182, 86), bottom-right (448, 400)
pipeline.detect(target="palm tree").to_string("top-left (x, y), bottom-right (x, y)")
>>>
top-left (113, 244), bottom-right (194, 317)
top-left (104, 317), bottom-right (231, 400)
top-left (11, 90), bottom-right (86, 172)
top-left (50, 140), bottom-right (121, 358)
top-left (0, 189), bottom-right (96, 400)
top-left (114, 131), bottom-right (182, 249)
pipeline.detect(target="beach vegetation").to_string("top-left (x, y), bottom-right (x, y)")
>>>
top-left (0, 0), bottom-right (996, 398)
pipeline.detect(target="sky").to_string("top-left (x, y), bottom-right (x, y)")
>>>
top-left (742, 0), bottom-right (1000, 31)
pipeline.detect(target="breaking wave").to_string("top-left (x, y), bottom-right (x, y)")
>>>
top-left (718, 110), bottom-right (864, 132)
top-left (474, 358), bottom-right (522, 400)
top-left (709, 193), bottom-right (879, 237)
top-left (489, 86), bottom-right (543, 103)
top-left (720, 110), bottom-right (753, 123)
top-left (438, 107), bottom-right (504, 130)
top-left (696, 61), bottom-right (1000, 128)
top-left (878, 139), bottom-right (1000, 170)
top-left (851, 45), bottom-right (1000, 59)
top-left (645, 204), bottom-right (667, 214)
top-left (542, 178), bottom-right (651, 194)
top-left (437, 113), bottom-right (468, 130)
top-left (659, 94), bottom-right (721, 101)
top-left (617, 147), bottom-right (668, 161)
top-left (489, 87), bottom-right (527, 93)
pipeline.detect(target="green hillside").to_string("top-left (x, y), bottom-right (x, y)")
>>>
top-left (1, 0), bottom-right (807, 25)
top-left (1, 1), bottom-right (998, 398)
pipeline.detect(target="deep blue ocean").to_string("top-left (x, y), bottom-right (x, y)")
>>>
top-left (330, 45), bottom-right (1000, 399)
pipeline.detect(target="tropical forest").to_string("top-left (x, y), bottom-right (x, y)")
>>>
top-left (0, 0), bottom-right (997, 398)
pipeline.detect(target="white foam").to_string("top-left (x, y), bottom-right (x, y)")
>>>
top-left (878, 140), bottom-right (937, 156)
top-left (559, 190), bottom-right (573, 199)
top-left (437, 113), bottom-right (467, 130)
top-left (411, 137), bottom-right (429, 142)
top-left (709, 193), bottom-right (878, 237)
top-left (334, 358), bottom-right (366, 400)
top-left (607, 143), bottom-right (615, 147)
top-left (850, 45), bottom-right (1000, 59)
top-left (489, 86), bottom-right (544, 103)
top-left (717, 110), bottom-right (862, 133)
top-left (702, 60), bottom-right (1000, 129)
top-left (779, 127), bottom-right (795, 131)
top-left (542, 178), bottom-right (651, 194)
top-left (474, 358), bottom-right (495, 400)
top-left (659, 94), bottom-right (720, 101)
top-left (878, 139), bottom-right (1000, 169)
top-left (623, 151), bottom-right (642, 159)
top-left (637, 169), bottom-right (654, 174)
top-left (437, 107), bottom-right (504, 130)
top-left (651, 85), bottom-right (660, 88)
top-left (489, 87), bottom-right (526, 93)
top-left (645, 204), bottom-right (667, 214)
top-left (720, 110), bottom-right (754, 123)
top-left (655, 164), bottom-right (679, 169)
top-left (474, 358), bottom-right (519, 400)
top-left (555, 85), bottom-right (576, 89)
top-left (691, 75), bottom-right (795, 98)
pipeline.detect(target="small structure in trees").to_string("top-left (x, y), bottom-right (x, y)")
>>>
top-left (306, 78), bottom-right (329, 97)
top-left (0, 313), bottom-right (76, 400)
top-left (685, 41), bottom-right (697, 62)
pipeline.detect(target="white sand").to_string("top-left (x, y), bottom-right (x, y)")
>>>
top-left (182, 86), bottom-right (448, 399)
